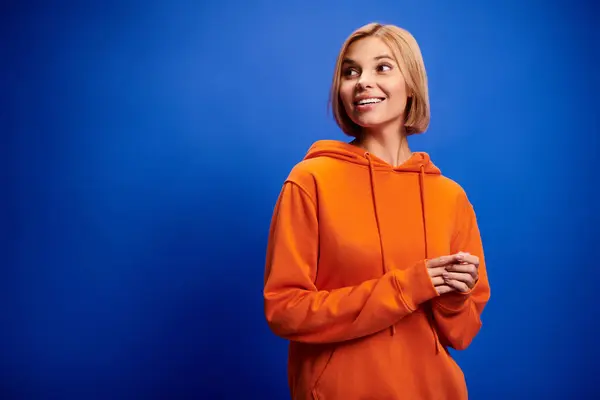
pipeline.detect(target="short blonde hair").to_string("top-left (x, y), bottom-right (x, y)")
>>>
top-left (329, 23), bottom-right (431, 136)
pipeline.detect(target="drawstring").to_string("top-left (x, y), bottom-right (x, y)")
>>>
top-left (419, 165), bottom-right (441, 354)
top-left (366, 153), bottom-right (396, 336)
top-left (418, 166), bottom-right (428, 260)
top-left (365, 154), bottom-right (439, 346)
top-left (366, 154), bottom-right (388, 276)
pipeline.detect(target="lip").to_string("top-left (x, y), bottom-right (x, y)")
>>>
top-left (354, 97), bottom-right (385, 112)
top-left (353, 96), bottom-right (386, 106)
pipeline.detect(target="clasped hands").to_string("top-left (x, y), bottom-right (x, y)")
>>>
top-left (427, 252), bottom-right (479, 295)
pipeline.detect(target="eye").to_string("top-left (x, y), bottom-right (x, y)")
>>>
top-left (342, 67), bottom-right (359, 77)
top-left (377, 63), bottom-right (393, 72)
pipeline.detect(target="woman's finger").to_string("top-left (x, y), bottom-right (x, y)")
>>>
top-left (457, 252), bottom-right (479, 266)
top-left (431, 276), bottom-right (445, 286)
top-left (427, 255), bottom-right (460, 269)
top-left (444, 271), bottom-right (477, 288)
top-left (443, 277), bottom-right (471, 293)
top-left (436, 284), bottom-right (453, 295)
top-left (427, 266), bottom-right (448, 277)
top-left (446, 263), bottom-right (478, 280)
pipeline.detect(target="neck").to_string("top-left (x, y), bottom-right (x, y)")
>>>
top-left (354, 125), bottom-right (412, 167)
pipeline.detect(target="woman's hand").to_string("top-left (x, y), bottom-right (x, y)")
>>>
top-left (442, 252), bottom-right (479, 293)
top-left (426, 255), bottom-right (461, 295)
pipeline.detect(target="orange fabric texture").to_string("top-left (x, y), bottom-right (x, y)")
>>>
top-left (264, 140), bottom-right (491, 400)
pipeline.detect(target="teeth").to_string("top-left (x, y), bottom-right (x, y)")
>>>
top-left (357, 98), bottom-right (383, 105)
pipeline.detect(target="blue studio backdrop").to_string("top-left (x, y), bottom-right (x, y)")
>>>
top-left (3, 1), bottom-right (598, 399)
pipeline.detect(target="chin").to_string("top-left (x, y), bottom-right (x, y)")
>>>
top-left (352, 118), bottom-right (385, 129)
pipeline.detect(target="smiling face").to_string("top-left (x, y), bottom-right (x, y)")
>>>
top-left (329, 23), bottom-right (430, 137)
top-left (339, 36), bottom-right (410, 135)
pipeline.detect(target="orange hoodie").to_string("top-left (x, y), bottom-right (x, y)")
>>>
top-left (264, 140), bottom-right (490, 400)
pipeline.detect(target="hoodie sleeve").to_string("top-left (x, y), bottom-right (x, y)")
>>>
top-left (264, 179), bottom-right (438, 344)
top-left (432, 191), bottom-right (491, 350)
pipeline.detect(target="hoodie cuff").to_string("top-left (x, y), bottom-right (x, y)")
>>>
top-left (434, 278), bottom-right (478, 312)
top-left (393, 260), bottom-right (439, 311)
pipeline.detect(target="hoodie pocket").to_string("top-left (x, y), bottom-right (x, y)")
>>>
top-left (309, 310), bottom-right (456, 400)
top-left (310, 331), bottom-right (398, 400)
top-left (415, 306), bottom-right (446, 354)
top-left (310, 347), bottom-right (338, 400)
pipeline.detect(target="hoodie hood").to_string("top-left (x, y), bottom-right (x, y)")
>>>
top-left (304, 140), bottom-right (442, 175)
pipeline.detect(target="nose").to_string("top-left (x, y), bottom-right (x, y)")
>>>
top-left (356, 71), bottom-right (375, 90)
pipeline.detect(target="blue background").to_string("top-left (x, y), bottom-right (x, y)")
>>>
top-left (3, 0), bottom-right (598, 398)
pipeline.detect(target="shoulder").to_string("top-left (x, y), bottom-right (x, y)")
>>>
top-left (286, 158), bottom-right (323, 181)
top-left (279, 159), bottom-right (319, 202)
top-left (432, 174), bottom-right (472, 208)
top-left (284, 157), bottom-right (343, 192)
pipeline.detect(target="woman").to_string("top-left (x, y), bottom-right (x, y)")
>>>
top-left (263, 22), bottom-right (490, 400)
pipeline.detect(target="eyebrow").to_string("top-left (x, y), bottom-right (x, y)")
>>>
top-left (342, 54), bottom-right (395, 64)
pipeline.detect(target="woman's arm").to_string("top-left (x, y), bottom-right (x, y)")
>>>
top-left (264, 179), bottom-right (439, 344)
top-left (431, 191), bottom-right (491, 350)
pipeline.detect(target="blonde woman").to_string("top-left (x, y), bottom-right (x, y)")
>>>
top-left (264, 22), bottom-right (491, 400)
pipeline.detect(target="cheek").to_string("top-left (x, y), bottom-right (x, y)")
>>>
top-left (386, 80), bottom-right (407, 98)
top-left (339, 83), bottom-right (355, 109)
top-left (386, 84), bottom-right (408, 108)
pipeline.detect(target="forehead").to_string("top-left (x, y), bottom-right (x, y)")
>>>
top-left (343, 36), bottom-right (392, 61)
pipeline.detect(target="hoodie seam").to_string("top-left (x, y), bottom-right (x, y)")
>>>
top-left (433, 293), bottom-right (471, 312)
top-left (284, 180), bottom-right (317, 209)
top-left (327, 164), bottom-right (429, 174)
top-left (392, 271), bottom-right (416, 313)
